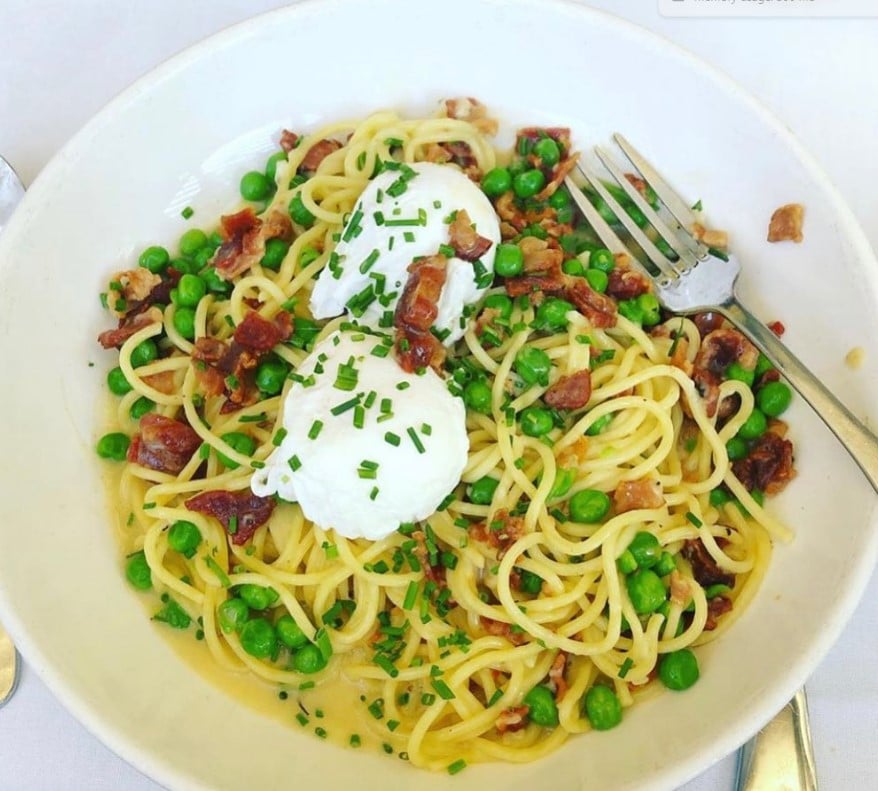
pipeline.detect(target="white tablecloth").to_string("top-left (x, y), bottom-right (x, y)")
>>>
top-left (1, 1), bottom-right (876, 788)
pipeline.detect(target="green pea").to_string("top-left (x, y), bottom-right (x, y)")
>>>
top-left (168, 520), bottom-right (202, 558)
top-left (265, 150), bottom-right (288, 181)
top-left (533, 138), bottom-right (561, 168)
top-left (518, 569), bottom-right (543, 595)
top-left (626, 569), bottom-right (667, 614)
top-left (616, 550), bottom-right (637, 575)
top-left (217, 598), bottom-right (249, 634)
top-left (261, 238), bottom-right (290, 271)
top-left (507, 157), bottom-right (527, 178)
top-left (201, 267), bottom-right (232, 296)
top-left (757, 381), bottom-right (792, 417)
top-left (130, 339), bottom-right (158, 368)
top-left (709, 488), bottom-right (731, 507)
top-left (125, 551), bottom-right (152, 590)
top-left (725, 436), bottom-right (748, 461)
top-left (173, 307), bottom-right (196, 340)
top-left (129, 396), bottom-right (154, 420)
top-left (192, 246), bottom-right (214, 270)
top-left (588, 249), bottom-right (615, 273)
top-left (239, 617), bottom-right (277, 659)
top-left (754, 352), bottom-right (774, 378)
top-left (549, 189), bottom-right (571, 209)
top-left (484, 293), bottom-right (513, 320)
top-left (549, 467), bottom-right (575, 499)
top-left (240, 170), bottom-right (273, 202)
top-left (535, 297), bottom-right (574, 331)
top-left (237, 584), bottom-right (279, 610)
top-left (177, 273), bottom-right (206, 308)
top-left (738, 408), bottom-right (768, 440)
top-left (513, 169), bottom-right (546, 199)
top-left (523, 685), bottom-right (559, 727)
top-left (138, 245), bottom-right (170, 274)
top-left (172, 256), bottom-right (199, 275)
top-left (514, 345), bottom-right (551, 387)
top-left (585, 413), bottom-right (613, 436)
top-left (562, 259), bottom-right (585, 277)
top-left (276, 614), bottom-right (309, 649)
top-left (637, 293), bottom-right (661, 327)
top-left (726, 361), bottom-right (755, 387)
top-left (584, 685), bottom-right (622, 731)
top-left (107, 366), bottom-right (132, 396)
top-left (618, 298), bottom-right (644, 325)
top-left (493, 243), bottom-right (524, 278)
top-left (585, 268), bottom-right (609, 293)
top-left (293, 643), bottom-right (328, 674)
top-left (288, 193), bottom-right (316, 228)
top-left (463, 380), bottom-right (493, 415)
top-left (255, 357), bottom-right (289, 395)
top-left (628, 532), bottom-right (661, 569)
top-left (97, 432), bottom-right (130, 461)
top-left (481, 167), bottom-right (512, 198)
top-left (520, 407), bottom-right (554, 437)
top-left (654, 551), bottom-right (677, 577)
top-left (568, 489), bottom-right (611, 523)
top-left (659, 649), bottom-right (700, 691)
top-left (468, 476), bottom-right (499, 505)
top-left (179, 228), bottom-right (208, 257)
top-left (218, 432), bottom-right (257, 469)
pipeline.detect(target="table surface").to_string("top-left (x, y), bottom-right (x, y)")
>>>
top-left (1, 1), bottom-right (877, 789)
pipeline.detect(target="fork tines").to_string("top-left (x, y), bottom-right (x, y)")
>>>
top-left (564, 134), bottom-right (711, 285)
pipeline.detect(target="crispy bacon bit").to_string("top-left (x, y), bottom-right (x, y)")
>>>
top-left (441, 141), bottom-right (481, 180)
top-left (670, 336), bottom-right (693, 376)
top-left (704, 595), bottom-right (733, 631)
top-left (691, 328), bottom-right (758, 418)
top-left (448, 209), bottom-right (493, 261)
top-left (299, 138), bottom-right (342, 173)
top-left (279, 129), bottom-right (299, 153)
top-left (213, 208), bottom-right (263, 280)
top-left (142, 370), bottom-right (178, 395)
top-left (520, 237), bottom-right (563, 274)
top-left (544, 369), bottom-right (592, 410)
top-left (681, 539), bottom-right (735, 588)
top-left (613, 479), bottom-right (664, 513)
top-left (233, 310), bottom-right (293, 352)
top-left (412, 530), bottom-right (446, 587)
top-left (185, 490), bottom-right (275, 546)
top-left (262, 208), bottom-right (293, 243)
top-left (548, 652), bottom-right (569, 702)
top-left (443, 97), bottom-right (498, 135)
top-left (564, 278), bottom-right (617, 328)
top-left (97, 306), bottom-right (163, 349)
top-left (624, 173), bottom-right (649, 198)
top-left (469, 509), bottom-right (525, 556)
top-left (191, 338), bottom-right (229, 396)
top-left (111, 269), bottom-right (162, 314)
top-left (768, 320), bottom-right (786, 337)
top-left (691, 223), bottom-right (729, 251)
top-left (480, 616), bottom-right (527, 646)
top-left (394, 254), bottom-right (448, 373)
top-left (557, 436), bottom-right (589, 468)
top-left (732, 431), bottom-right (795, 495)
top-left (127, 413), bottom-right (201, 475)
top-left (535, 155), bottom-right (578, 202)
top-left (767, 203), bottom-right (804, 243)
top-left (669, 571), bottom-right (693, 607)
top-left (606, 266), bottom-right (651, 301)
top-left (496, 705), bottom-right (530, 734)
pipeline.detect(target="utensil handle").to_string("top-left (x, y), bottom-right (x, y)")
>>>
top-left (720, 297), bottom-right (878, 494)
top-left (735, 689), bottom-right (818, 791)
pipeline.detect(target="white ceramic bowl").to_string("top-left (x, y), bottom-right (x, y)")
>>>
top-left (1, 1), bottom-right (877, 789)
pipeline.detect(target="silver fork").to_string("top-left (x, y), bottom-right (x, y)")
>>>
top-left (561, 135), bottom-right (878, 790)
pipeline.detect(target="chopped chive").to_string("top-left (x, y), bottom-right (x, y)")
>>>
top-left (181, 206), bottom-right (194, 219)
top-left (407, 427), bottom-right (426, 454)
top-left (250, 460), bottom-right (265, 469)
top-left (370, 486), bottom-right (380, 501)
top-left (421, 423), bottom-right (432, 436)
top-left (431, 678), bottom-right (455, 700)
top-left (239, 412), bottom-right (268, 423)
top-left (308, 420), bottom-right (323, 440)
top-left (373, 211), bottom-right (385, 225)
top-left (403, 231), bottom-right (415, 243)
top-left (288, 455), bottom-right (302, 471)
top-left (396, 381), bottom-right (410, 391)
top-left (349, 734), bottom-right (361, 747)
top-left (364, 390), bottom-right (378, 409)
top-left (357, 467), bottom-right (377, 480)
top-left (420, 692), bottom-right (436, 706)
top-left (358, 248), bottom-right (380, 274)
top-left (368, 698), bottom-right (385, 719)
top-left (384, 431), bottom-right (401, 446)
top-left (330, 396), bottom-right (360, 416)
top-left (273, 428), bottom-right (288, 446)
top-left (353, 405), bottom-right (366, 429)
top-left (342, 208), bottom-right (364, 242)
top-left (296, 712), bottom-right (309, 726)
top-left (447, 759), bottom-right (467, 775)
top-left (685, 511), bottom-right (703, 528)
top-left (403, 581), bottom-right (419, 610)
top-left (204, 556), bottom-right (230, 587)
top-left (380, 397), bottom-right (393, 414)
top-left (371, 343), bottom-right (390, 358)
top-left (374, 655), bottom-right (398, 678)
top-left (315, 727), bottom-right (327, 739)
top-left (619, 657), bottom-right (635, 678)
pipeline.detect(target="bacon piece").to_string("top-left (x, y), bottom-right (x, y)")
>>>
top-left (496, 705), bottom-right (530, 734)
top-left (556, 436), bottom-right (589, 469)
top-left (613, 479), bottom-right (664, 513)
top-left (606, 267), bottom-right (651, 301)
top-left (544, 369), bottom-right (592, 410)
top-left (127, 413), bottom-right (201, 475)
top-left (691, 223), bottom-right (729, 251)
top-left (185, 490), bottom-right (275, 546)
top-left (732, 431), bottom-right (795, 495)
top-left (448, 209), bottom-right (492, 261)
top-left (548, 652), bottom-right (569, 702)
top-left (299, 138), bottom-right (342, 173)
top-left (520, 237), bottom-right (563, 274)
top-left (279, 129), bottom-right (299, 153)
top-left (480, 616), bottom-right (527, 646)
top-left (768, 320), bottom-right (786, 337)
top-left (261, 208), bottom-right (293, 244)
top-left (669, 571), bottom-right (693, 607)
top-left (624, 173), bottom-right (649, 198)
top-left (412, 530), bottom-right (446, 588)
top-left (693, 311), bottom-right (725, 337)
top-left (691, 328), bottom-right (758, 418)
top-left (97, 306), bottom-right (163, 349)
top-left (469, 509), bottom-right (525, 556)
top-left (767, 203), bottom-right (804, 243)
top-left (681, 539), bottom-right (735, 588)
top-left (109, 269), bottom-right (162, 315)
top-left (534, 155), bottom-right (578, 202)
top-left (394, 254), bottom-right (448, 373)
top-left (564, 278), bottom-right (617, 328)
top-left (704, 595), bottom-right (733, 631)
top-left (213, 209), bottom-right (264, 280)
top-left (142, 370), bottom-right (177, 395)
top-left (233, 310), bottom-right (293, 352)
top-left (443, 97), bottom-right (498, 135)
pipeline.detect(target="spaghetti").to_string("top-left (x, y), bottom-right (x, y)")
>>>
top-left (96, 100), bottom-right (796, 772)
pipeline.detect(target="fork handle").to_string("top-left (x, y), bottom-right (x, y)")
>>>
top-left (718, 297), bottom-right (878, 493)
